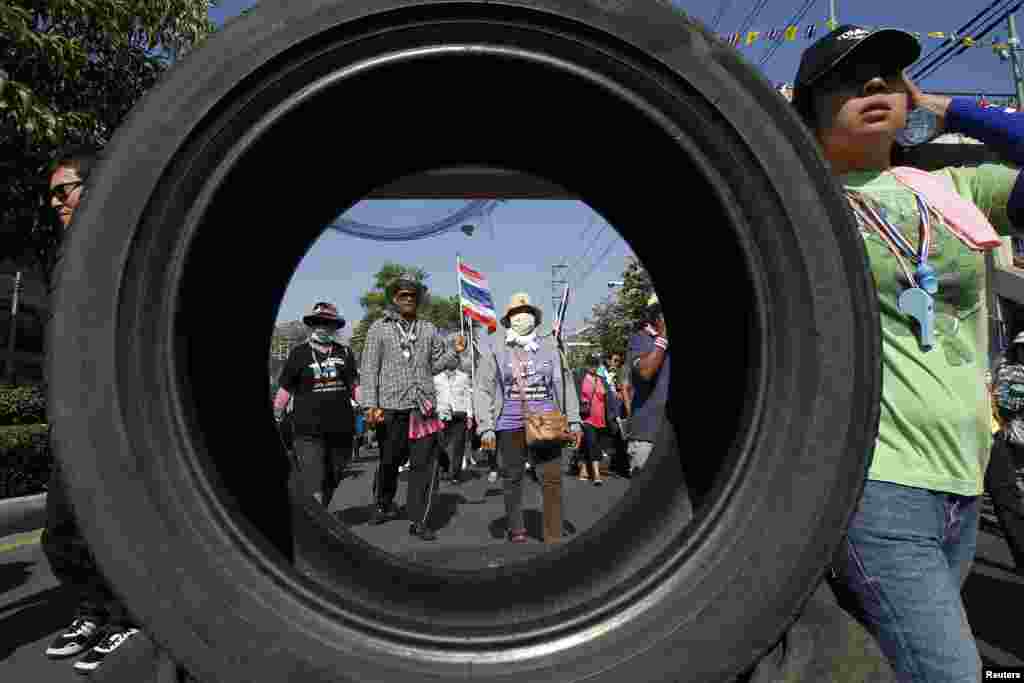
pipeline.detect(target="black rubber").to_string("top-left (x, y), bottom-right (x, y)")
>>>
top-left (48, 1), bottom-right (881, 681)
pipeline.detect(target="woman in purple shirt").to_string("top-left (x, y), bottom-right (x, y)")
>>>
top-left (475, 293), bottom-right (582, 544)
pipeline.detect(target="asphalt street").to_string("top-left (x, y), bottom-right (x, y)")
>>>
top-left (1, 446), bottom-right (1021, 681)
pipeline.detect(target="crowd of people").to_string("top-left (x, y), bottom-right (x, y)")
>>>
top-left (30, 20), bottom-right (1024, 683)
top-left (269, 281), bottom-right (672, 545)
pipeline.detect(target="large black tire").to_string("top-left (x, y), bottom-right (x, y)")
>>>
top-left (49, 2), bottom-right (881, 681)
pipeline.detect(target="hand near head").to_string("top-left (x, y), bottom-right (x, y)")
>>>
top-left (655, 315), bottom-right (667, 340)
top-left (900, 71), bottom-right (951, 134)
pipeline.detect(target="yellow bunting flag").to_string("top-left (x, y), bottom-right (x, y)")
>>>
top-left (785, 25), bottom-right (798, 41)
top-left (961, 37), bottom-right (976, 47)
top-left (746, 31), bottom-right (760, 46)
top-left (927, 31), bottom-right (945, 39)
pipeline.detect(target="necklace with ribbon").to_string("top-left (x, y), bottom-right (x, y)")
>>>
top-left (308, 342), bottom-right (337, 389)
top-left (394, 319), bottom-right (418, 361)
top-left (846, 191), bottom-right (937, 352)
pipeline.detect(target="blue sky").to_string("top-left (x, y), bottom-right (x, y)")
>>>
top-left (207, 0), bottom-right (1024, 336)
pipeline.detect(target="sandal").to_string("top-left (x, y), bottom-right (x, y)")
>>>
top-left (508, 528), bottom-right (529, 544)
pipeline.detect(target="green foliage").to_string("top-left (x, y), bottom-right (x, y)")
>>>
top-left (0, 423), bottom-right (48, 449)
top-left (0, 384), bottom-right (47, 426)
top-left (0, 0), bottom-right (216, 284)
top-left (350, 263), bottom-right (464, 358)
top-left (0, 423), bottom-right (50, 498)
top-left (578, 256), bottom-right (655, 359)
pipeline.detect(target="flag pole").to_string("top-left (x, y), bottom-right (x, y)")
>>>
top-left (467, 316), bottom-right (476, 420)
top-left (456, 252), bottom-right (465, 339)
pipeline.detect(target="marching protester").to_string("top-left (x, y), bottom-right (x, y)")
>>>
top-left (604, 351), bottom-right (631, 476)
top-left (273, 302), bottom-right (358, 507)
top-left (989, 332), bottom-right (1024, 572)
top-left (41, 146), bottom-right (144, 673)
top-left (624, 294), bottom-right (670, 477)
top-left (759, 23), bottom-right (1024, 682)
top-left (434, 348), bottom-right (473, 484)
top-left (573, 353), bottom-right (619, 485)
top-left (359, 272), bottom-right (465, 541)
top-left (475, 293), bottom-right (583, 544)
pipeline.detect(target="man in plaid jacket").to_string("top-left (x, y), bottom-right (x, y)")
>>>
top-left (360, 272), bottom-right (466, 541)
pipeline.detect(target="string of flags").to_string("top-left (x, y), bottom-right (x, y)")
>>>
top-left (720, 18), bottom-right (1016, 51)
top-left (772, 83), bottom-right (1018, 112)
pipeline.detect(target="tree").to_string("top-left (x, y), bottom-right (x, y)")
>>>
top-left (578, 256), bottom-right (655, 360)
top-left (1, 0), bottom-right (217, 286)
top-left (349, 263), bottom-right (464, 358)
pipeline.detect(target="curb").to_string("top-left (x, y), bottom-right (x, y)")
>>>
top-left (0, 493), bottom-right (47, 538)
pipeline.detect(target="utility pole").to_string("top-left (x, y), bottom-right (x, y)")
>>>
top-left (551, 260), bottom-right (569, 323)
top-left (829, 0), bottom-right (837, 30)
top-left (1008, 13), bottom-right (1024, 110)
top-left (4, 272), bottom-right (22, 384)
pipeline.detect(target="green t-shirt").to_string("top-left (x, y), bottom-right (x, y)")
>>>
top-left (843, 164), bottom-right (1019, 496)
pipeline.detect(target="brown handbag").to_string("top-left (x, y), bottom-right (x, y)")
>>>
top-left (514, 349), bottom-right (573, 448)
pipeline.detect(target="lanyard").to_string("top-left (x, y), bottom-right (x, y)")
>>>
top-left (394, 319), bottom-right (418, 359)
top-left (847, 192), bottom-right (937, 293)
top-left (309, 343), bottom-right (336, 381)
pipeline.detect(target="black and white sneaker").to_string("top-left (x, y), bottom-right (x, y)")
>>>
top-left (73, 627), bottom-right (140, 674)
top-left (45, 618), bottom-right (104, 658)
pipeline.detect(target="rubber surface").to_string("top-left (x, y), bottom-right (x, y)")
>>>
top-left (48, 1), bottom-right (881, 681)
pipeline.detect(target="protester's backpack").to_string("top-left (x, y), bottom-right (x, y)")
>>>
top-left (994, 362), bottom-right (1024, 445)
top-left (995, 363), bottom-right (1024, 412)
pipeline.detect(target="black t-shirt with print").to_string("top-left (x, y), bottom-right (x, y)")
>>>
top-left (278, 342), bottom-right (358, 436)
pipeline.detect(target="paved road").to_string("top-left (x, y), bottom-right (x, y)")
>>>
top-left (1, 447), bottom-right (1021, 681)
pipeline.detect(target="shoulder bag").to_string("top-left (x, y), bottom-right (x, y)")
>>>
top-left (515, 349), bottom-right (573, 448)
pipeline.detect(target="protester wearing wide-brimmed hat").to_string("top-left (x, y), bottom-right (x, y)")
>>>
top-left (500, 292), bottom-right (543, 329)
top-left (274, 301), bottom-right (358, 508)
top-left (475, 292), bottom-right (582, 544)
top-left (302, 301), bottom-right (346, 328)
top-left (359, 272), bottom-right (466, 541)
top-left (750, 24), bottom-right (1024, 683)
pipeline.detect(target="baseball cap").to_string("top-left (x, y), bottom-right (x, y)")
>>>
top-left (791, 25), bottom-right (921, 125)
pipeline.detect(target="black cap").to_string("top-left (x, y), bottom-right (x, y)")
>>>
top-left (791, 25), bottom-right (920, 125)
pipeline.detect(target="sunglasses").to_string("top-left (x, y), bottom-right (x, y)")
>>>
top-left (50, 181), bottom-right (84, 202)
top-left (818, 63), bottom-right (903, 95)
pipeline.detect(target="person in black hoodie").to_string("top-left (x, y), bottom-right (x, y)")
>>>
top-left (273, 302), bottom-right (358, 507)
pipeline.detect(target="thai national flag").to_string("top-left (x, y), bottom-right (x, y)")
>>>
top-left (458, 262), bottom-right (497, 333)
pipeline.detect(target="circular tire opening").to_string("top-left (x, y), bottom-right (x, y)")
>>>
top-left (50, 3), bottom-right (881, 682)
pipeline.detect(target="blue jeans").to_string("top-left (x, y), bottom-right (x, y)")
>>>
top-left (829, 480), bottom-right (981, 683)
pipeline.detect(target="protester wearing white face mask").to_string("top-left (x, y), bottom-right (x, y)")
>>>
top-left (274, 302), bottom-right (358, 507)
top-left (475, 293), bottom-right (583, 544)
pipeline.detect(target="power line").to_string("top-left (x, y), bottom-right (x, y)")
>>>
top-left (577, 213), bottom-right (598, 244)
top-left (921, 1), bottom-right (1024, 80)
top-left (711, 0), bottom-right (736, 32)
top-left (759, 0), bottom-right (818, 67)
top-left (566, 222), bottom-right (610, 284)
top-left (735, 0), bottom-right (772, 40)
top-left (914, 0), bottom-right (1024, 82)
top-left (572, 236), bottom-right (622, 292)
top-left (909, 0), bottom-right (1011, 77)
